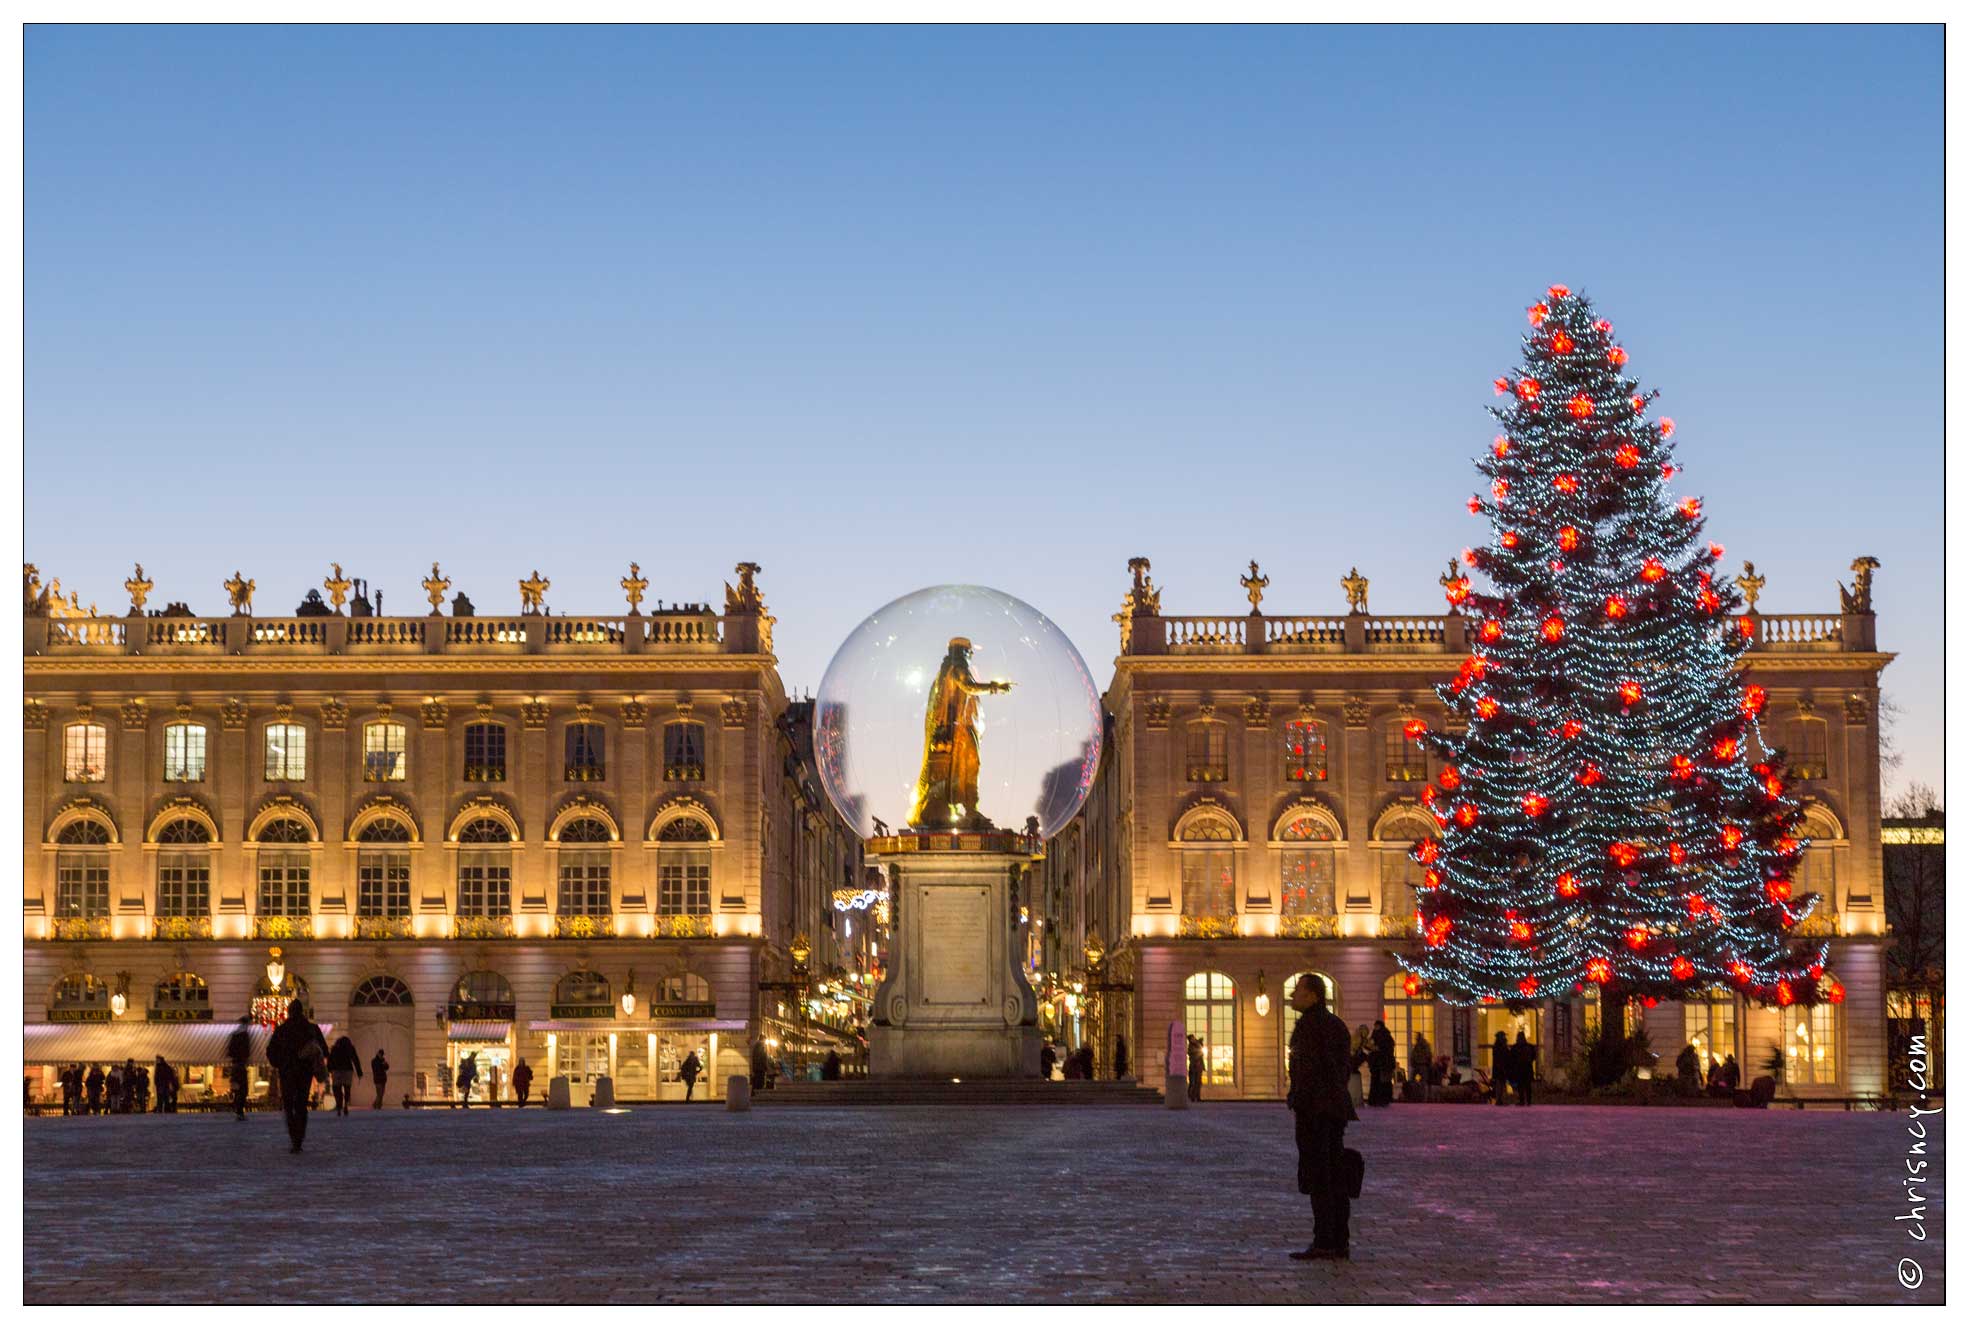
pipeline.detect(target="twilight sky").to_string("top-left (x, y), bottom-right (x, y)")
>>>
top-left (25, 24), bottom-right (1942, 799)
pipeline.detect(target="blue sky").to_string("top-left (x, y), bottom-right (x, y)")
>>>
top-left (25, 24), bottom-right (1942, 798)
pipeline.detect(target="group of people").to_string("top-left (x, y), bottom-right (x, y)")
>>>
top-left (1041, 1042), bottom-right (1097, 1081)
top-left (1350, 1021), bottom-right (1400, 1107)
top-left (1488, 1030), bottom-right (1539, 1105)
top-left (1676, 1044), bottom-right (1743, 1096)
top-left (56, 1057), bottom-right (180, 1115)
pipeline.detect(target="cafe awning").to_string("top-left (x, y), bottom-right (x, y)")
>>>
top-left (23, 1021), bottom-right (334, 1064)
top-left (527, 1018), bottom-right (748, 1035)
top-left (446, 1021), bottom-right (513, 1042)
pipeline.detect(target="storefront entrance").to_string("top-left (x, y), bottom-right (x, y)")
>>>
top-left (1477, 1006), bottom-right (1541, 1078)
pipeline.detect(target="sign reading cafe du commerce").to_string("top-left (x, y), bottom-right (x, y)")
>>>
top-left (551, 1001), bottom-right (614, 1020)
top-left (646, 1001), bottom-right (717, 1020)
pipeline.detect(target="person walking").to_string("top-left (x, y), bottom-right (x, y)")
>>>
top-left (1512, 1031), bottom-right (1537, 1107)
top-left (106, 1064), bottom-right (125, 1114)
top-left (1040, 1041), bottom-right (1057, 1081)
top-left (455, 1052), bottom-right (478, 1108)
top-left (227, 1016), bottom-right (253, 1120)
top-left (59, 1065), bottom-right (78, 1116)
top-left (1186, 1035), bottom-right (1206, 1101)
top-left (1114, 1034), bottom-right (1130, 1080)
top-left (325, 1035), bottom-right (362, 1117)
top-left (1348, 1027), bottom-right (1370, 1109)
top-left (1367, 1021), bottom-right (1397, 1108)
top-left (680, 1048), bottom-right (703, 1102)
top-left (133, 1061), bottom-right (150, 1114)
top-left (512, 1058), bottom-right (533, 1108)
top-left (153, 1056), bottom-right (176, 1113)
top-left (1063, 1047), bottom-right (1084, 1080)
top-left (370, 1049), bottom-right (390, 1110)
top-left (1286, 973), bottom-right (1358, 1262)
top-left (1490, 1031), bottom-right (1513, 1105)
top-left (85, 1063), bottom-right (105, 1115)
top-left (822, 1050), bottom-right (842, 1081)
top-left (266, 998), bottom-right (329, 1154)
top-left (1408, 1033), bottom-right (1434, 1102)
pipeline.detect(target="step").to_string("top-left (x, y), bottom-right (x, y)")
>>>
top-left (755, 1078), bottom-right (1167, 1106)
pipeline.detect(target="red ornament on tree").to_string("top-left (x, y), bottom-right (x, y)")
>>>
top-left (1554, 473), bottom-right (1580, 494)
top-left (1741, 685), bottom-right (1767, 717)
top-left (1765, 878), bottom-right (1792, 902)
top-left (1608, 842), bottom-right (1640, 868)
top-left (1604, 595), bottom-right (1630, 620)
top-left (1403, 717), bottom-right (1429, 742)
top-left (1521, 791), bottom-right (1550, 818)
top-left (1678, 497), bottom-right (1702, 519)
top-left (1479, 619), bottom-right (1503, 643)
top-left (1670, 956), bottom-right (1696, 982)
top-left (1560, 718), bottom-right (1584, 740)
top-left (1640, 558), bottom-right (1666, 583)
top-left (1555, 871), bottom-right (1580, 898)
top-left (1547, 284), bottom-right (1571, 299)
top-left (1608, 346), bottom-right (1628, 367)
top-left (1720, 825), bottom-right (1744, 851)
top-left (1614, 444), bottom-right (1640, 468)
top-left (1617, 680), bottom-right (1643, 706)
top-left (1584, 956), bottom-right (1613, 984)
top-left (1475, 696), bottom-right (1500, 720)
top-left (1670, 754), bottom-right (1695, 781)
top-left (1540, 615), bottom-right (1566, 642)
top-left (1711, 736), bottom-right (1738, 761)
top-left (1509, 918), bottom-right (1533, 943)
top-left (1493, 436), bottom-right (1512, 458)
top-left (1499, 531), bottom-right (1519, 550)
top-left (1403, 972), bottom-right (1424, 997)
top-left (1551, 330), bottom-right (1576, 355)
top-left (1736, 615), bottom-right (1756, 640)
top-left (1775, 980), bottom-right (1795, 1007)
top-left (1659, 417), bottom-right (1675, 437)
top-left (1825, 978), bottom-right (1846, 1004)
top-left (1577, 762), bottom-right (1603, 786)
top-left (1625, 924), bottom-right (1651, 950)
top-left (1468, 495), bottom-right (1485, 514)
top-left (1438, 765), bottom-right (1461, 792)
top-left (1516, 378), bottom-right (1541, 402)
top-left (1527, 302), bottom-right (1549, 325)
top-left (1517, 976), bottom-right (1540, 998)
top-left (1492, 478), bottom-right (1510, 499)
top-left (1557, 525), bottom-right (1581, 552)
top-left (1668, 842), bottom-right (1687, 866)
top-left (1494, 377), bottom-right (1511, 395)
top-left (1453, 803), bottom-right (1478, 829)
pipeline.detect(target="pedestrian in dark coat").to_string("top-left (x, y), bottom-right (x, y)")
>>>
top-left (106, 1065), bottom-right (124, 1113)
top-left (1367, 1021), bottom-right (1397, 1107)
top-left (1187, 1035), bottom-right (1206, 1101)
top-left (455, 1053), bottom-right (478, 1108)
top-left (325, 1036), bottom-right (362, 1117)
top-left (1039, 1042), bottom-right (1057, 1080)
top-left (1113, 1035), bottom-right (1130, 1080)
top-left (132, 1061), bottom-right (150, 1113)
top-left (153, 1056), bottom-right (177, 1113)
top-left (680, 1049), bottom-right (703, 1102)
top-left (1286, 974), bottom-right (1358, 1261)
top-left (1490, 1032), bottom-right (1513, 1105)
top-left (1512, 1031), bottom-right (1536, 1106)
top-left (370, 1050), bottom-right (390, 1110)
top-left (85, 1064), bottom-right (104, 1114)
top-left (512, 1058), bottom-right (533, 1107)
top-left (226, 1017), bottom-right (253, 1121)
top-left (265, 999), bottom-right (329, 1153)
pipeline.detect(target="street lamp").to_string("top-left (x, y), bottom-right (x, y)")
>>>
top-left (620, 967), bottom-right (638, 1017)
top-left (109, 970), bottom-right (130, 1017)
top-left (265, 946), bottom-right (285, 990)
top-left (1254, 969), bottom-right (1271, 1018)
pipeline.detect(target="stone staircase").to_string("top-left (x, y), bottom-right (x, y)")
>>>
top-left (754, 1078), bottom-right (1167, 1107)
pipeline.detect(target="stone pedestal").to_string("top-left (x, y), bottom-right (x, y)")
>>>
top-left (867, 835), bottom-right (1042, 1079)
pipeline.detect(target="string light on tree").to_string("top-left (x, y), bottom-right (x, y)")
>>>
top-left (1394, 286), bottom-right (1827, 1035)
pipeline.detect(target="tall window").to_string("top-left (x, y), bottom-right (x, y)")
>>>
top-left (1284, 718), bottom-right (1328, 783)
top-left (1278, 813), bottom-right (1337, 917)
top-left (565, 723), bottom-right (606, 781)
top-left (663, 721), bottom-right (705, 781)
top-left (657, 816), bottom-right (713, 916)
top-left (1185, 722), bottom-right (1227, 783)
top-left (1684, 987), bottom-right (1738, 1075)
top-left (63, 722), bottom-right (107, 783)
top-left (556, 817), bottom-right (612, 915)
top-left (163, 723), bottom-right (207, 782)
top-left (1784, 990), bottom-right (1840, 1086)
top-left (155, 818), bottom-right (212, 918)
top-left (363, 721), bottom-right (407, 782)
top-left (1378, 812), bottom-right (1437, 919)
top-left (464, 723), bottom-right (507, 782)
top-left (1178, 813), bottom-right (1236, 917)
top-left (264, 723), bottom-right (307, 781)
top-left (1785, 717), bottom-right (1829, 780)
top-left (456, 818), bottom-right (513, 916)
top-left (1182, 971), bottom-right (1237, 1088)
top-left (55, 820), bottom-right (111, 917)
top-left (257, 818), bottom-right (312, 916)
top-left (356, 819), bottom-right (412, 917)
top-left (1797, 811), bottom-right (1841, 910)
top-left (1384, 721), bottom-right (1427, 782)
top-left (1277, 972), bottom-right (1336, 1086)
top-left (1381, 973), bottom-right (1437, 1069)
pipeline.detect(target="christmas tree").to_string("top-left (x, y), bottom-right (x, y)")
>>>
top-left (1398, 286), bottom-right (1836, 1027)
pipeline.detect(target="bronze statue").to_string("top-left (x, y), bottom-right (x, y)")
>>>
top-left (907, 637), bottom-right (1012, 829)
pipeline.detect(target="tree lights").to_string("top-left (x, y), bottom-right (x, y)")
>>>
top-left (1397, 287), bottom-right (1827, 1016)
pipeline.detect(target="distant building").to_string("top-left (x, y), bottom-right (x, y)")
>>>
top-left (1884, 808), bottom-right (1944, 1091)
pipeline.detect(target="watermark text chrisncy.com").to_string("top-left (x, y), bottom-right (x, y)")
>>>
top-left (1896, 1034), bottom-right (1938, 1291)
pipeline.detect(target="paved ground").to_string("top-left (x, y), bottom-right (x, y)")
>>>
top-left (24, 1102), bottom-right (1944, 1303)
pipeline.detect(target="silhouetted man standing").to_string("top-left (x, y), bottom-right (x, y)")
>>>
top-left (1286, 973), bottom-right (1357, 1261)
top-left (265, 998), bottom-right (328, 1153)
top-left (227, 1016), bottom-right (253, 1120)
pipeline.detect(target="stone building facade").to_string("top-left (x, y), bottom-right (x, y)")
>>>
top-left (1050, 558), bottom-right (1894, 1101)
top-left (22, 561), bottom-right (862, 1106)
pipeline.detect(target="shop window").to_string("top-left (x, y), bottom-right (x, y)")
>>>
top-left (449, 970), bottom-right (515, 1020)
top-left (1182, 971), bottom-right (1237, 1087)
top-left (252, 973), bottom-right (311, 1025)
top-left (1277, 971), bottom-right (1337, 1086)
top-left (152, 972), bottom-right (211, 1020)
top-left (50, 972), bottom-right (109, 1019)
top-left (164, 722), bottom-right (207, 782)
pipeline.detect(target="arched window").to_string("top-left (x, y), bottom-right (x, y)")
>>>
top-left (1384, 719), bottom-right (1427, 782)
top-left (553, 969), bottom-right (613, 1015)
top-left (1278, 811), bottom-right (1338, 917)
top-left (557, 818), bottom-right (612, 917)
top-left (464, 723), bottom-right (507, 782)
top-left (565, 722), bottom-right (606, 781)
top-left (457, 818), bottom-right (513, 918)
top-left (1185, 720), bottom-right (1227, 783)
top-left (50, 972), bottom-right (109, 1020)
top-left (55, 818), bottom-right (111, 919)
top-left (1785, 716), bottom-right (1829, 781)
top-left (63, 721), bottom-right (107, 783)
top-left (1784, 986), bottom-right (1841, 1086)
top-left (1797, 808), bottom-right (1842, 909)
top-left (263, 722), bottom-right (307, 781)
top-left (152, 972), bottom-right (211, 1020)
top-left (1683, 987), bottom-right (1737, 1075)
top-left (1376, 809), bottom-right (1438, 921)
top-left (351, 975), bottom-right (413, 1007)
top-left (257, 818), bottom-right (312, 918)
top-left (1182, 971), bottom-right (1237, 1089)
top-left (663, 721), bottom-right (705, 782)
top-left (449, 970), bottom-right (514, 1020)
top-left (1277, 971), bottom-right (1338, 1086)
top-left (163, 722), bottom-right (207, 782)
top-left (363, 720), bottom-right (408, 782)
top-left (356, 817), bottom-right (411, 919)
top-left (1284, 717), bottom-right (1328, 783)
top-left (655, 972), bottom-right (712, 1005)
top-left (657, 816), bottom-right (713, 917)
top-left (1381, 973), bottom-right (1436, 1071)
top-left (1178, 811), bottom-right (1237, 917)
top-left (156, 818), bottom-right (212, 920)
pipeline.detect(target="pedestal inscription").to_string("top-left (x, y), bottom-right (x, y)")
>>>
top-left (921, 887), bottom-right (990, 1007)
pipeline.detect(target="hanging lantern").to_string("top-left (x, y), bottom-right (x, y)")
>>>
top-left (266, 947), bottom-right (286, 990)
top-left (620, 968), bottom-right (638, 1017)
top-left (1254, 970), bottom-right (1271, 1018)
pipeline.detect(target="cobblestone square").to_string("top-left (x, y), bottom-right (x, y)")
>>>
top-left (24, 1102), bottom-right (1943, 1304)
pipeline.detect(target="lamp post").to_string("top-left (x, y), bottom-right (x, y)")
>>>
top-left (1083, 930), bottom-right (1136, 1080)
top-left (265, 946), bottom-right (285, 990)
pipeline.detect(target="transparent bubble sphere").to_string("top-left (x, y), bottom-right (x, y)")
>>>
top-left (814, 585), bottom-right (1104, 841)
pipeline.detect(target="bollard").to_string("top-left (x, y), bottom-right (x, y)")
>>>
top-left (591, 1075), bottom-right (615, 1109)
top-left (1165, 1074), bottom-right (1190, 1110)
top-left (725, 1074), bottom-right (751, 1112)
top-left (546, 1074), bottom-right (571, 1110)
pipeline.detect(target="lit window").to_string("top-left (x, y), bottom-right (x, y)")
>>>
top-left (1284, 718), bottom-right (1328, 783)
top-left (457, 818), bottom-right (513, 917)
top-left (156, 818), bottom-right (212, 918)
top-left (565, 722), bottom-right (606, 781)
top-left (256, 818), bottom-right (312, 916)
top-left (1384, 721), bottom-right (1427, 782)
top-left (464, 723), bottom-right (507, 782)
top-left (63, 723), bottom-right (107, 783)
top-left (356, 819), bottom-right (410, 918)
top-left (1182, 971), bottom-right (1237, 1088)
top-left (556, 818), bottom-right (611, 915)
top-left (1377, 812), bottom-right (1437, 917)
top-left (153, 972), bottom-right (211, 1018)
top-left (1381, 973), bottom-right (1436, 1071)
top-left (1178, 813), bottom-right (1236, 917)
top-left (658, 816), bottom-right (713, 915)
top-left (1683, 987), bottom-right (1737, 1076)
top-left (1784, 988), bottom-right (1840, 1086)
top-left (1278, 815), bottom-right (1336, 916)
top-left (663, 722), bottom-right (705, 781)
top-left (264, 724), bottom-right (308, 781)
top-left (1186, 722), bottom-right (1227, 783)
top-left (363, 721), bottom-right (407, 782)
top-left (163, 723), bottom-right (207, 782)
top-left (55, 820), bottom-right (111, 918)
top-left (1276, 972), bottom-right (1336, 1083)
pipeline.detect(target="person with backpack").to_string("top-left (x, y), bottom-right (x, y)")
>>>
top-left (370, 1049), bottom-right (390, 1110)
top-left (325, 1035), bottom-right (363, 1117)
top-left (455, 1052), bottom-right (478, 1108)
top-left (1286, 974), bottom-right (1358, 1262)
top-left (265, 998), bottom-right (329, 1153)
top-left (679, 1048), bottom-right (703, 1102)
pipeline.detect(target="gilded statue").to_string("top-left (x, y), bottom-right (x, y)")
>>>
top-left (907, 637), bottom-right (1012, 829)
top-left (1240, 560), bottom-right (1269, 612)
top-left (1735, 560), bottom-right (1766, 611)
top-left (1838, 556), bottom-right (1880, 614)
top-left (1341, 566), bottom-right (1371, 615)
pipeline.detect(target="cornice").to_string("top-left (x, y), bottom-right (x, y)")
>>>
top-left (23, 654), bottom-right (783, 677)
top-left (1107, 652), bottom-right (1895, 677)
